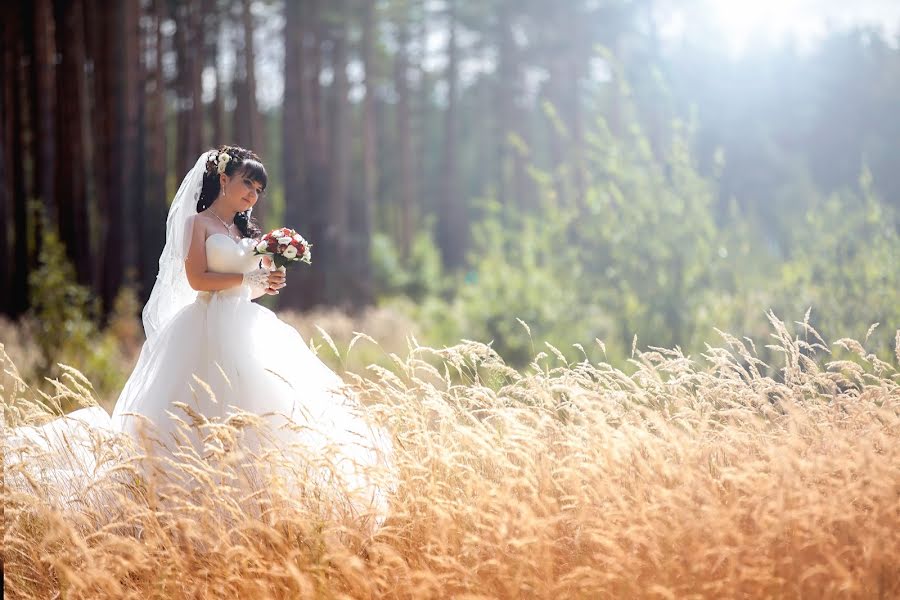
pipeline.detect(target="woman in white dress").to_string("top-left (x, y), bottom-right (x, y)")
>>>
top-left (7, 146), bottom-right (392, 523)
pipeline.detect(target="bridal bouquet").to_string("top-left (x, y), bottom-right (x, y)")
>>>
top-left (254, 227), bottom-right (312, 269)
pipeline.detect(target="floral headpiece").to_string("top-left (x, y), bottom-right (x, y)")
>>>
top-left (215, 149), bottom-right (231, 174)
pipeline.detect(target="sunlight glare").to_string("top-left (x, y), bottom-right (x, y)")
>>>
top-left (706, 0), bottom-right (812, 54)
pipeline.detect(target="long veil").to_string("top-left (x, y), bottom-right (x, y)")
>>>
top-left (141, 152), bottom-right (211, 345)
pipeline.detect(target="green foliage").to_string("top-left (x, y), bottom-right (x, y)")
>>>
top-left (771, 170), bottom-right (900, 354)
top-left (570, 119), bottom-right (725, 353)
top-left (401, 117), bottom-right (900, 369)
top-left (372, 225), bottom-right (445, 301)
top-left (454, 210), bottom-right (614, 366)
top-left (407, 118), bottom-right (733, 365)
top-left (28, 230), bottom-right (101, 375)
top-left (27, 227), bottom-right (134, 407)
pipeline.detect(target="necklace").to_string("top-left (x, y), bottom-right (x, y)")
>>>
top-left (208, 208), bottom-right (239, 239)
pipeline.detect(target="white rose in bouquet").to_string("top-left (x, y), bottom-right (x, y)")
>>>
top-left (255, 241), bottom-right (268, 253)
top-left (278, 236), bottom-right (292, 245)
top-left (283, 245), bottom-right (298, 259)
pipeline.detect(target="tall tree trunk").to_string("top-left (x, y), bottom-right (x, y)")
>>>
top-left (415, 0), bottom-right (431, 218)
top-left (33, 0), bottom-right (57, 225)
top-left (245, 0), bottom-right (261, 152)
top-left (394, 9), bottom-right (414, 261)
top-left (282, 0), bottom-right (306, 215)
top-left (495, 0), bottom-right (523, 212)
top-left (96, 1), bottom-right (121, 312)
top-left (5, 5), bottom-right (33, 316)
top-left (95, 0), bottom-right (140, 313)
top-left (20, 1), bottom-right (46, 272)
top-left (120, 0), bottom-right (141, 282)
top-left (208, 2), bottom-right (226, 148)
top-left (83, 0), bottom-right (109, 296)
top-left (353, 0), bottom-right (376, 307)
top-left (134, 0), bottom-right (150, 300)
top-left (190, 1), bottom-right (204, 166)
top-left (54, 0), bottom-right (91, 286)
top-left (0, 28), bottom-right (8, 314)
top-left (309, 2), bottom-right (326, 164)
top-left (10, 4), bottom-right (30, 315)
top-left (234, 0), bottom-right (261, 151)
top-left (175, 1), bottom-right (203, 174)
top-left (234, 0), bottom-right (264, 224)
top-left (280, 0), bottom-right (307, 310)
top-left (241, 0), bottom-right (260, 153)
top-left (140, 0), bottom-right (169, 304)
top-left (202, 0), bottom-right (221, 148)
top-left (212, 61), bottom-right (227, 148)
top-left (178, 1), bottom-right (194, 170)
top-left (438, 0), bottom-right (464, 270)
top-left (326, 0), bottom-right (351, 305)
top-left (293, 0), bottom-right (328, 309)
top-left (0, 8), bottom-right (17, 314)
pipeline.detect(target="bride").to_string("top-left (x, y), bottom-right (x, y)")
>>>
top-left (6, 146), bottom-right (393, 523)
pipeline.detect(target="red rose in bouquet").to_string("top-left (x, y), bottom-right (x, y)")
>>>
top-left (254, 227), bottom-right (312, 269)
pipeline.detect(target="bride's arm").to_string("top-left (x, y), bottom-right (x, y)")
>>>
top-left (184, 217), bottom-right (244, 292)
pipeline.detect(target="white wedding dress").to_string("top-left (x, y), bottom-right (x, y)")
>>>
top-left (6, 232), bottom-right (392, 524)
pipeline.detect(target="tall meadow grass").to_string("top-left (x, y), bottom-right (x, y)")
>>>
top-left (2, 313), bottom-right (899, 598)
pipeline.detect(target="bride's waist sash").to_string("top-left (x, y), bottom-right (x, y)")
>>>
top-left (196, 284), bottom-right (251, 303)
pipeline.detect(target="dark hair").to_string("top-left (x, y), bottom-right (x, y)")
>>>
top-left (196, 144), bottom-right (267, 238)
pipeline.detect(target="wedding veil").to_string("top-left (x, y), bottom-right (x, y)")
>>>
top-left (141, 152), bottom-right (211, 344)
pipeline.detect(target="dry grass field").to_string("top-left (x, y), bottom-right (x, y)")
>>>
top-left (3, 314), bottom-right (899, 599)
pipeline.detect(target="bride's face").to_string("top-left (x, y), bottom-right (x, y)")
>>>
top-left (220, 169), bottom-right (264, 212)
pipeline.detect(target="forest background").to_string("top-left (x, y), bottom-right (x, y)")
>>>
top-left (2, 0), bottom-right (899, 402)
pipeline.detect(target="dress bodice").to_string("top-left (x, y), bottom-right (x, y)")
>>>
top-left (200, 234), bottom-right (260, 300)
top-left (205, 233), bottom-right (260, 275)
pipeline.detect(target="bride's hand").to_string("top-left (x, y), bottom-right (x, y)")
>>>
top-left (265, 268), bottom-right (286, 295)
top-left (243, 267), bottom-right (285, 295)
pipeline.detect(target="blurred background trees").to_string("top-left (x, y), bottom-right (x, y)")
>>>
top-left (2, 0), bottom-right (899, 381)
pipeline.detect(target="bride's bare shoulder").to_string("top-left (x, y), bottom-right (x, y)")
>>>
top-left (188, 213), bottom-right (215, 237)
